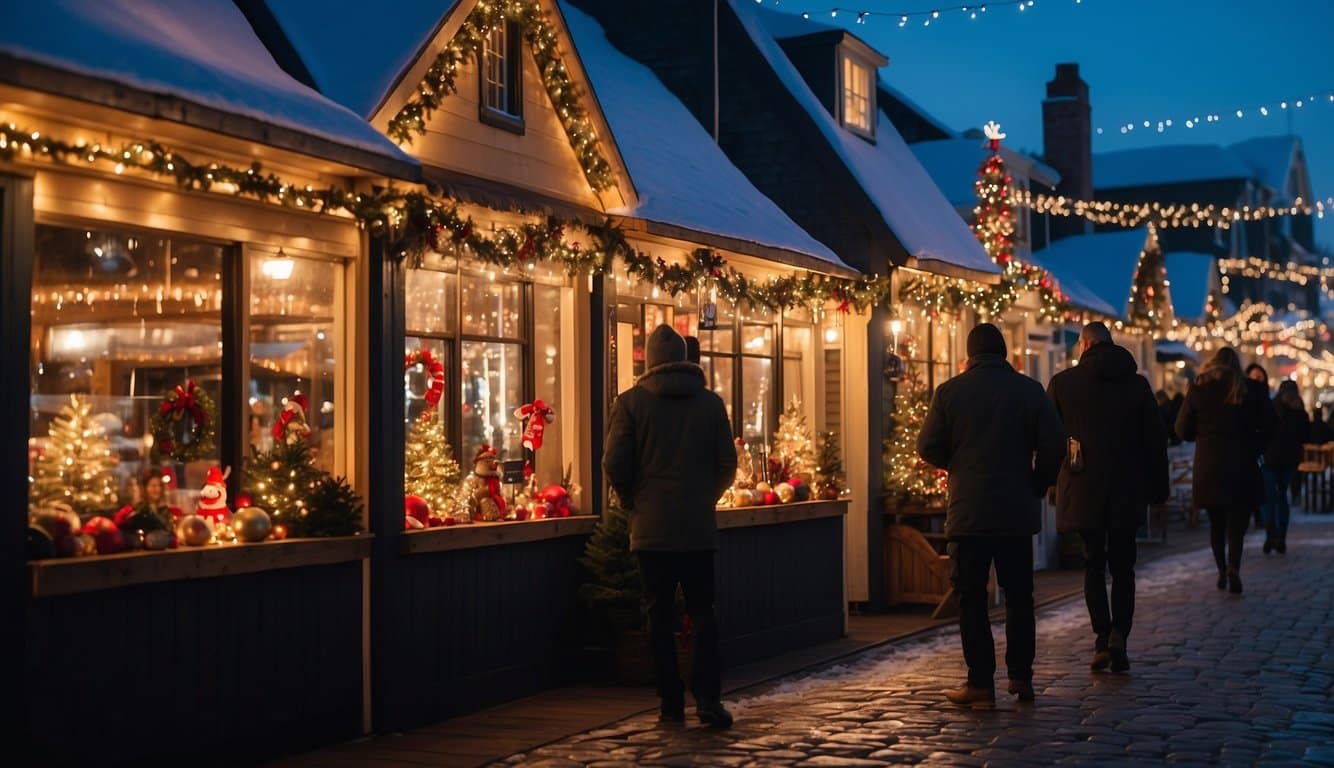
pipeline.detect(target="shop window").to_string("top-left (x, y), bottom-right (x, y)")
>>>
top-left (249, 253), bottom-right (339, 471)
top-left (480, 21), bottom-right (524, 132)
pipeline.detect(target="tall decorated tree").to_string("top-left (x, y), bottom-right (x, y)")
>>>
top-left (404, 409), bottom-right (462, 515)
top-left (29, 394), bottom-right (119, 517)
top-left (1127, 226), bottom-right (1172, 331)
top-left (883, 365), bottom-right (948, 507)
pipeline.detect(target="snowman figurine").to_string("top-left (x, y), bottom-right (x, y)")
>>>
top-left (454, 445), bottom-right (507, 523)
top-left (196, 466), bottom-right (233, 540)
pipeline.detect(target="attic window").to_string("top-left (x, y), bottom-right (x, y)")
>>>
top-left (480, 21), bottom-right (524, 133)
top-left (840, 50), bottom-right (874, 138)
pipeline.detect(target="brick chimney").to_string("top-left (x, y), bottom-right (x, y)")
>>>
top-left (1042, 63), bottom-right (1092, 239)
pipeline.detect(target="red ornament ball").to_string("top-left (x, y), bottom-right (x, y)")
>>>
top-left (81, 516), bottom-right (126, 555)
top-left (763, 491), bottom-right (779, 506)
top-left (404, 515), bottom-right (425, 530)
top-left (404, 495), bottom-right (431, 526)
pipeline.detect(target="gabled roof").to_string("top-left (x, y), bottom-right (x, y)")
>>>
top-left (877, 79), bottom-right (956, 140)
top-left (1093, 144), bottom-right (1251, 191)
top-left (0, 0), bottom-right (417, 176)
top-left (743, 3), bottom-right (998, 279)
top-left (911, 139), bottom-right (1062, 208)
top-left (264, 0), bottom-right (460, 119)
top-left (1228, 135), bottom-right (1302, 199)
top-left (561, 3), bottom-right (849, 272)
top-left (1025, 251), bottom-right (1122, 319)
top-left (1031, 229), bottom-right (1152, 318)
top-left (1164, 251), bottom-right (1216, 324)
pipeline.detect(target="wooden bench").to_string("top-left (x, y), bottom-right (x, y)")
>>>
top-left (883, 512), bottom-right (995, 619)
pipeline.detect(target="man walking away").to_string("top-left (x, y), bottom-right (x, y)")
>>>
top-left (603, 324), bottom-right (737, 727)
top-left (1263, 379), bottom-right (1307, 554)
top-left (918, 323), bottom-right (1065, 708)
top-left (1047, 322), bottom-right (1169, 674)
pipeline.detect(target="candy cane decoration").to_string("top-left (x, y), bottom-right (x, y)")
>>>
top-left (405, 347), bottom-right (446, 419)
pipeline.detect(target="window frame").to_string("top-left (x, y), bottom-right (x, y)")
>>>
top-left (838, 47), bottom-right (876, 140)
top-left (478, 20), bottom-right (525, 134)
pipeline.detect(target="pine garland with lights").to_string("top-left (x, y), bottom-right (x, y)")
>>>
top-left (242, 439), bottom-right (323, 533)
top-left (404, 410), bottom-right (462, 515)
top-left (29, 394), bottom-right (120, 518)
top-left (386, 0), bottom-right (615, 192)
top-left (883, 365), bottom-right (947, 507)
top-left (774, 399), bottom-right (816, 484)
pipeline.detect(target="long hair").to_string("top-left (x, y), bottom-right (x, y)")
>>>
top-left (1196, 346), bottom-right (1247, 405)
top-left (1276, 379), bottom-right (1304, 410)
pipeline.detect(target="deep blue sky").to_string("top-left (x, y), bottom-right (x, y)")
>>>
top-left (769, 0), bottom-right (1334, 248)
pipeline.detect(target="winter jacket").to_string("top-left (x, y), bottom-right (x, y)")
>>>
top-left (1264, 397), bottom-right (1310, 469)
top-left (1047, 342), bottom-right (1170, 533)
top-left (1175, 377), bottom-right (1276, 510)
top-left (603, 333), bottom-right (736, 551)
top-left (917, 353), bottom-right (1066, 538)
top-left (1311, 416), bottom-right (1334, 445)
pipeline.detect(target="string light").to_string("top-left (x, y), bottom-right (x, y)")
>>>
top-left (780, 0), bottom-right (1059, 28)
top-left (1097, 88), bottom-right (1334, 137)
top-left (1016, 188), bottom-right (1329, 230)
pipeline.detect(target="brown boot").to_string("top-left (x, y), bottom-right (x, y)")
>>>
top-left (1006, 679), bottom-right (1035, 701)
top-left (944, 684), bottom-right (996, 709)
top-left (1090, 649), bottom-right (1113, 672)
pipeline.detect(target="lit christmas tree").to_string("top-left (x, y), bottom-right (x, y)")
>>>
top-left (813, 430), bottom-right (846, 500)
top-left (242, 439), bottom-right (322, 533)
top-left (1127, 227), bottom-right (1172, 331)
top-left (883, 365), bottom-right (948, 506)
top-left (774, 398), bottom-right (816, 484)
top-left (29, 394), bottom-right (120, 517)
top-left (578, 503), bottom-right (642, 634)
top-left (404, 410), bottom-right (462, 516)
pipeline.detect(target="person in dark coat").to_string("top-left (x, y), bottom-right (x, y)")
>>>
top-left (1262, 379), bottom-right (1308, 554)
top-left (1047, 323), bottom-right (1169, 673)
top-left (918, 323), bottom-right (1065, 707)
top-left (1310, 407), bottom-right (1333, 444)
top-left (684, 335), bottom-right (701, 364)
top-left (1175, 347), bottom-right (1276, 595)
top-left (603, 324), bottom-right (737, 727)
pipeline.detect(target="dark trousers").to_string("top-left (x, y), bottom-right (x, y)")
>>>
top-left (1208, 507), bottom-right (1250, 573)
top-left (1081, 528), bottom-right (1137, 651)
top-left (636, 551), bottom-right (722, 704)
top-left (1262, 465), bottom-right (1297, 543)
top-left (949, 536), bottom-right (1035, 688)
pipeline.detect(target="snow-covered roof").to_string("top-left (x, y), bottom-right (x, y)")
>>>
top-left (1229, 136), bottom-right (1299, 198)
top-left (0, 0), bottom-right (416, 171)
top-left (1025, 251), bottom-right (1122, 318)
top-left (1031, 229), bottom-right (1152, 318)
top-left (742, 3), bottom-right (998, 278)
top-left (877, 79), bottom-right (957, 139)
top-left (561, 3), bottom-right (849, 272)
top-left (265, 0), bottom-right (459, 119)
top-left (1165, 251), bottom-right (1215, 324)
top-left (1094, 144), bottom-right (1251, 191)
top-left (910, 140), bottom-right (1061, 208)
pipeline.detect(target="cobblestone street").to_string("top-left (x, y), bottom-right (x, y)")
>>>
top-left (498, 517), bottom-right (1334, 767)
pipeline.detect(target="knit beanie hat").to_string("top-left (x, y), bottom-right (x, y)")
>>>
top-left (684, 336), bottom-right (701, 364)
top-left (645, 324), bottom-right (687, 369)
top-left (966, 323), bottom-right (1007, 358)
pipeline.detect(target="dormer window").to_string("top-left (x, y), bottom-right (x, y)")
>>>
top-left (480, 21), bottom-right (524, 133)
top-left (840, 50), bottom-right (875, 139)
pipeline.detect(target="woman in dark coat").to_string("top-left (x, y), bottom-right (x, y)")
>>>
top-left (1262, 380), bottom-right (1308, 554)
top-left (1175, 347), bottom-right (1276, 594)
top-left (1311, 407), bottom-right (1334, 444)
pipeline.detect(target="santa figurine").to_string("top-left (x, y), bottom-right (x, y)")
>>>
top-left (272, 393), bottom-right (312, 446)
top-left (454, 445), bottom-right (506, 523)
top-left (196, 466), bottom-right (233, 535)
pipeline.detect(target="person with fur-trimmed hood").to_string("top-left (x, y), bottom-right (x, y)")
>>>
top-left (603, 324), bottom-right (737, 727)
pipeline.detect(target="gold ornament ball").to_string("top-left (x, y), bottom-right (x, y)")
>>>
top-left (749, 489), bottom-right (768, 506)
top-left (77, 533), bottom-right (98, 557)
top-left (232, 507), bottom-right (273, 543)
top-left (143, 529), bottom-right (172, 550)
top-left (755, 481), bottom-right (772, 494)
top-left (776, 482), bottom-right (795, 503)
top-left (176, 515), bottom-right (212, 547)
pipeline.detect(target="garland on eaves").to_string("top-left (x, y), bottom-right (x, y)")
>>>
top-left (385, 0), bottom-right (615, 192)
top-left (0, 119), bottom-right (892, 312)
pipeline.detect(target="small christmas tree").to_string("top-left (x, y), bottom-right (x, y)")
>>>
top-left (29, 394), bottom-right (119, 517)
top-left (242, 439), bottom-right (322, 533)
top-left (884, 365), bottom-right (948, 506)
top-left (578, 504), bottom-right (642, 634)
top-left (293, 475), bottom-right (363, 537)
top-left (774, 398), bottom-right (816, 484)
top-left (813, 430), bottom-right (846, 500)
top-left (404, 410), bottom-right (461, 516)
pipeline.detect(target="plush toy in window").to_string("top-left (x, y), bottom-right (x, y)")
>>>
top-left (454, 445), bottom-right (506, 523)
top-left (272, 393), bottom-right (312, 446)
top-left (195, 466), bottom-right (233, 538)
top-left (514, 399), bottom-right (555, 478)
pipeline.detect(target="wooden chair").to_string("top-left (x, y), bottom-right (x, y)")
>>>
top-left (1297, 444), bottom-right (1326, 514)
top-left (884, 522), bottom-right (996, 619)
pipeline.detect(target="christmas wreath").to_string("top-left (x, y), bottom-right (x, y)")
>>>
top-left (405, 347), bottom-right (445, 420)
top-left (150, 380), bottom-right (216, 462)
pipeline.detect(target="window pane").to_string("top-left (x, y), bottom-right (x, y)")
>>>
top-left (30, 225), bottom-right (224, 518)
top-left (406, 267), bottom-right (457, 335)
top-left (404, 337), bottom-right (450, 436)
top-left (741, 324), bottom-right (774, 355)
top-left (484, 24), bottom-right (508, 112)
top-left (741, 357), bottom-right (774, 445)
top-left (700, 298), bottom-right (735, 352)
top-left (460, 341), bottom-right (524, 462)
top-left (461, 275), bottom-right (523, 338)
top-left (701, 355), bottom-right (733, 424)
top-left (250, 254), bottom-right (338, 471)
top-left (532, 283), bottom-right (563, 483)
top-left (782, 324), bottom-right (813, 416)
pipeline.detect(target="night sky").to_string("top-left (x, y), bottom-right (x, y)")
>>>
top-left (766, 0), bottom-right (1334, 248)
